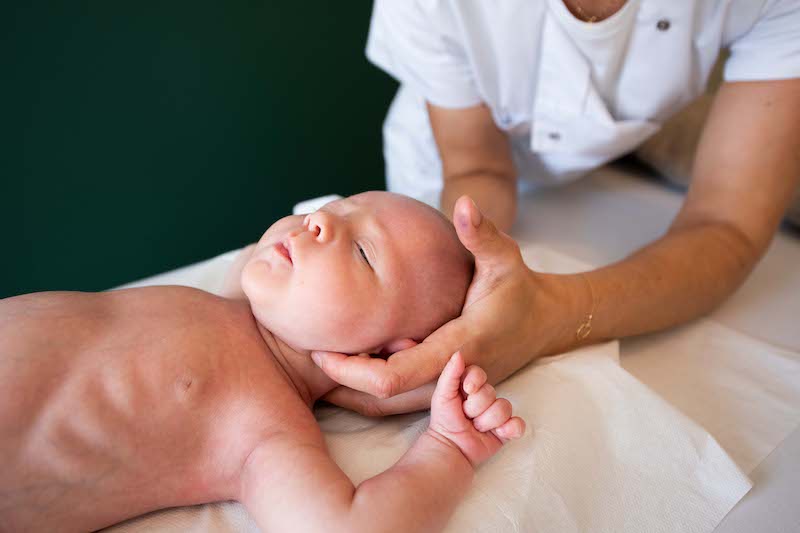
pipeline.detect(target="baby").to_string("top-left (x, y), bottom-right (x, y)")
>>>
top-left (0, 191), bottom-right (524, 533)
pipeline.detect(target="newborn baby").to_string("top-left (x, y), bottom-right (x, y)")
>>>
top-left (0, 191), bottom-right (524, 533)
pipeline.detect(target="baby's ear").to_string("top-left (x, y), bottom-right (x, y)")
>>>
top-left (379, 338), bottom-right (418, 356)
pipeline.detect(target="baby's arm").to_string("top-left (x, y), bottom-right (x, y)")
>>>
top-left (219, 243), bottom-right (255, 299)
top-left (241, 352), bottom-right (524, 533)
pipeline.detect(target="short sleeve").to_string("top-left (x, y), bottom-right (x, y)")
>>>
top-left (724, 0), bottom-right (800, 81)
top-left (365, 0), bottom-right (482, 108)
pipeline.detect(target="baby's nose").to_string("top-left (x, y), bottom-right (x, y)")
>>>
top-left (304, 211), bottom-right (336, 243)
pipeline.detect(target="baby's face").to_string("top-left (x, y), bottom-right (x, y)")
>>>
top-left (241, 192), bottom-right (471, 354)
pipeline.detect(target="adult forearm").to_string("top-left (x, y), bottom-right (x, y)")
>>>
top-left (540, 219), bottom-right (761, 355)
top-left (441, 173), bottom-right (517, 233)
top-left (346, 431), bottom-right (473, 533)
top-left (554, 78), bottom-right (800, 350)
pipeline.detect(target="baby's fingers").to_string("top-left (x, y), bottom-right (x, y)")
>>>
top-left (463, 383), bottom-right (496, 418)
top-left (432, 352), bottom-right (466, 404)
top-left (492, 417), bottom-right (526, 442)
top-left (461, 365), bottom-right (487, 395)
top-left (473, 398), bottom-right (513, 433)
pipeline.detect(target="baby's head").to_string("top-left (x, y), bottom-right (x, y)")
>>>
top-left (241, 192), bottom-right (474, 354)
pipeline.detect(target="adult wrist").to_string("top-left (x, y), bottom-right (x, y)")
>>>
top-left (530, 271), bottom-right (595, 357)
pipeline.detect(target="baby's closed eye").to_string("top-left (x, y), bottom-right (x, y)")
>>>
top-left (356, 242), bottom-right (372, 268)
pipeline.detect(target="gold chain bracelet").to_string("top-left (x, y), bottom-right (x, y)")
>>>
top-left (576, 273), bottom-right (595, 340)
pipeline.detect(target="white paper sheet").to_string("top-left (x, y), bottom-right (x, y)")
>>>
top-left (621, 321), bottom-right (800, 474)
top-left (321, 346), bottom-right (751, 533)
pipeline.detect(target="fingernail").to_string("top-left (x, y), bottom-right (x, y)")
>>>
top-left (457, 209), bottom-right (471, 231)
top-left (469, 199), bottom-right (482, 227)
top-left (311, 352), bottom-right (322, 366)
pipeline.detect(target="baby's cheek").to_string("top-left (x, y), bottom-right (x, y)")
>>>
top-left (380, 290), bottom-right (414, 333)
top-left (240, 262), bottom-right (263, 300)
top-left (260, 215), bottom-right (304, 245)
top-left (305, 301), bottom-right (378, 352)
top-left (241, 260), bottom-right (284, 308)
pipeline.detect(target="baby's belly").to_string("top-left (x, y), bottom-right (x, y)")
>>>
top-left (0, 289), bottom-right (272, 532)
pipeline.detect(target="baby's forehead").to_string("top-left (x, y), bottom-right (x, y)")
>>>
top-left (341, 191), bottom-right (456, 272)
top-left (348, 192), bottom-right (444, 232)
top-left (355, 193), bottom-right (459, 261)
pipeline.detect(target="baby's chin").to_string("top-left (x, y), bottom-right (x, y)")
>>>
top-left (249, 307), bottom-right (381, 355)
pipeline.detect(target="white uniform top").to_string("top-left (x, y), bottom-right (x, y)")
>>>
top-left (366, 0), bottom-right (800, 206)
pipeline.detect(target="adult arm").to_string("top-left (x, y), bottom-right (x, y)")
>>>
top-left (241, 355), bottom-right (522, 533)
top-left (429, 102), bottom-right (518, 233)
top-left (579, 78), bottom-right (800, 340)
top-left (316, 78), bottom-right (800, 413)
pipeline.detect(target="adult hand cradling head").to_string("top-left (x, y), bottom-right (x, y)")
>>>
top-left (312, 196), bottom-right (582, 416)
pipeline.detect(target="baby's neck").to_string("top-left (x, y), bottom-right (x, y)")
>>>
top-left (253, 321), bottom-right (339, 408)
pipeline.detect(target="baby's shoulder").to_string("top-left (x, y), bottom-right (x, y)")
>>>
top-left (237, 375), bottom-right (323, 441)
top-left (231, 387), bottom-right (325, 477)
top-left (224, 352), bottom-right (322, 451)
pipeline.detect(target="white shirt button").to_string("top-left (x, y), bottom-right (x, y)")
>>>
top-left (548, 131), bottom-right (562, 141)
top-left (656, 19), bottom-right (671, 31)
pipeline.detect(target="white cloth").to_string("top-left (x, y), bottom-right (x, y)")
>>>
top-left (107, 243), bottom-right (752, 533)
top-left (366, 0), bottom-right (800, 206)
top-left (324, 341), bottom-right (751, 533)
top-left (622, 320), bottom-right (800, 474)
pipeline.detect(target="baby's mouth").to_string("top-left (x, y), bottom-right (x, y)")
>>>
top-left (274, 239), bottom-right (293, 265)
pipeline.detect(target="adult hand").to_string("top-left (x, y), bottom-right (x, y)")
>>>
top-left (315, 196), bottom-right (581, 415)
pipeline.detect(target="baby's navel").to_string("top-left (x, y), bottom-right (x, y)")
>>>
top-left (174, 370), bottom-right (203, 403)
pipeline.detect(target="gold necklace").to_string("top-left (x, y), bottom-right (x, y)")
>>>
top-left (570, 0), bottom-right (621, 23)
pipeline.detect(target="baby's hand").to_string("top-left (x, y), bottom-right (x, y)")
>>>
top-left (428, 352), bottom-right (525, 467)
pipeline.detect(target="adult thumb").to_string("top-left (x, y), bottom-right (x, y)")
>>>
top-left (453, 196), bottom-right (519, 270)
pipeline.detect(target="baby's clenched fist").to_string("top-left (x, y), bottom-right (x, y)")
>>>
top-left (428, 352), bottom-right (525, 467)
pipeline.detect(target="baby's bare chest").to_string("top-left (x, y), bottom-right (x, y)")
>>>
top-left (0, 288), bottom-right (305, 531)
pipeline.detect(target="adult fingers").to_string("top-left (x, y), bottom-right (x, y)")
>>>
top-left (311, 351), bottom-right (402, 398)
top-left (312, 319), bottom-right (470, 398)
top-left (322, 383), bottom-right (435, 417)
top-left (452, 196), bottom-right (522, 273)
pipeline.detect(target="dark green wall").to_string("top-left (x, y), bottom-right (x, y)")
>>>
top-left (1, 2), bottom-right (397, 298)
